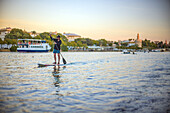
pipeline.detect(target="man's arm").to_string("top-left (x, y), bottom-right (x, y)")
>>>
top-left (50, 34), bottom-right (58, 44)
top-left (50, 34), bottom-right (54, 40)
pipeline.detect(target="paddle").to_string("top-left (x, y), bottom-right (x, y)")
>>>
top-left (60, 53), bottom-right (67, 64)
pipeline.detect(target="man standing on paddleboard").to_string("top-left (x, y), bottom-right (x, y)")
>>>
top-left (50, 34), bottom-right (62, 65)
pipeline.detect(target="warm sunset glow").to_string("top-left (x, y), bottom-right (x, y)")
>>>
top-left (0, 0), bottom-right (170, 41)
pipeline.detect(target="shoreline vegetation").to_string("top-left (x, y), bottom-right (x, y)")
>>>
top-left (0, 28), bottom-right (170, 52)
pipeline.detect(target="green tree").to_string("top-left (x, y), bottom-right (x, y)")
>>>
top-left (0, 38), bottom-right (4, 44)
top-left (150, 42), bottom-right (157, 49)
top-left (158, 41), bottom-right (163, 48)
top-left (121, 42), bottom-right (128, 47)
top-left (142, 39), bottom-right (151, 47)
top-left (39, 32), bottom-right (50, 40)
top-left (68, 41), bottom-right (77, 47)
top-left (86, 38), bottom-right (94, 46)
top-left (108, 42), bottom-right (113, 46)
top-left (93, 40), bottom-right (99, 46)
top-left (98, 39), bottom-right (107, 46)
top-left (5, 28), bottom-right (31, 39)
top-left (76, 41), bottom-right (83, 47)
top-left (4, 38), bottom-right (12, 44)
top-left (10, 28), bottom-right (23, 35)
top-left (31, 31), bottom-right (36, 37)
top-left (75, 38), bottom-right (94, 46)
top-left (10, 45), bottom-right (17, 52)
top-left (114, 41), bottom-right (119, 46)
top-left (61, 41), bottom-right (68, 51)
top-left (34, 35), bottom-right (41, 39)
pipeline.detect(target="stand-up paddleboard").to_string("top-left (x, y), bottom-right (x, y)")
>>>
top-left (38, 63), bottom-right (65, 67)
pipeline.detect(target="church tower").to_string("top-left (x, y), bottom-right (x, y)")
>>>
top-left (137, 33), bottom-right (139, 40)
top-left (135, 33), bottom-right (142, 48)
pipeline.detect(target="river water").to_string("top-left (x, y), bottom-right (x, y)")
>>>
top-left (0, 52), bottom-right (170, 113)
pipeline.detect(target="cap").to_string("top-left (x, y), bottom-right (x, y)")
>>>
top-left (57, 35), bottom-right (60, 38)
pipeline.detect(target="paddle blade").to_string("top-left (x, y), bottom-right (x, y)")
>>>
top-left (63, 58), bottom-right (67, 64)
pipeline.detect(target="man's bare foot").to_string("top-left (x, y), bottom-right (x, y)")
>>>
top-left (53, 62), bottom-right (56, 64)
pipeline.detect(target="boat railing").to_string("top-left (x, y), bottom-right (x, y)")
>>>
top-left (17, 39), bottom-right (46, 45)
top-left (17, 42), bottom-right (46, 45)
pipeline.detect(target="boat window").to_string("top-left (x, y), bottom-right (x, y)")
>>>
top-left (31, 46), bottom-right (43, 48)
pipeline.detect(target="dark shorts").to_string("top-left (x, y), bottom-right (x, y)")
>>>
top-left (53, 49), bottom-right (60, 53)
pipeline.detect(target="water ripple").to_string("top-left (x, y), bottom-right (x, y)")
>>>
top-left (0, 52), bottom-right (170, 112)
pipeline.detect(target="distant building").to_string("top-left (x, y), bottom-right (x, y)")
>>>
top-left (63, 33), bottom-right (81, 42)
top-left (123, 39), bottom-right (136, 47)
top-left (0, 27), bottom-right (12, 41)
top-left (28, 32), bottom-right (40, 38)
top-left (122, 40), bottom-right (130, 43)
top-left (0, 44), bottom-right (13, 49)
top-left (87, 45), bottom-right (103, 51)
top-left (49, 31), bottom-right (57, 35)
top-left (108, 41), bottom-right (117, 48)
top-left (135, 33), bottom-right (142, 47)
top-left (127, 42), bottom-right (136, 47)
top-left (118, 40), bottom-right (121, 46)
top-left (121, 33), bottom-right (142, 47)
top-left (112, 44), bottom-right (117, 48)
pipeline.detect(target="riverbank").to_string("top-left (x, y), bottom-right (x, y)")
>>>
top-left (0, 49), bottom-right (10, 52)
top-left (1, 49), bottom-right (170, 52)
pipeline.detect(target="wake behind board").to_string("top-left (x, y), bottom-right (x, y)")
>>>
top-left (38, 63), bottom-right (65, 67)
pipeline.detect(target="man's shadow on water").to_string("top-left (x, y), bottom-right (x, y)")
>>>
top-left (52, 65), bottom-right (66, 97)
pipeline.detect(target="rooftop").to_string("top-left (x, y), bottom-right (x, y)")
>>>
top-left (0, 27), bottom-right (12, 32)
top-left (63, 33), bottom-right (81, 37)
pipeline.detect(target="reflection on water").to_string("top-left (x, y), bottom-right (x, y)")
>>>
top-left (0, 52), bottom-right (170, 113)
top-left (53, 66), bottom-right (61, 88)
top-left (52, 66), bottom-right (66, 96)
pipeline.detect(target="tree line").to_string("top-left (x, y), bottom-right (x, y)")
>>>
top-left (114, 39), bottom-right (170, 50)
top-left (0, 28), bottom-right (169, 51)
top-left (0, 28), bottom-right (113, 51)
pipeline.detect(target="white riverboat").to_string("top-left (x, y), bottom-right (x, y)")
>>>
top-left (17, 39), bottom-right (51, 52)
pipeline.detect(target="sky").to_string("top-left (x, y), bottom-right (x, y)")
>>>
top-left (0, 0), bottom-right (170, 41)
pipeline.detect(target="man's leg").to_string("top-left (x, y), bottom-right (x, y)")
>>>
top-left (58, 53), bottom-right (60, 64)
top-left (54, 53), bottom-right (56, 64)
